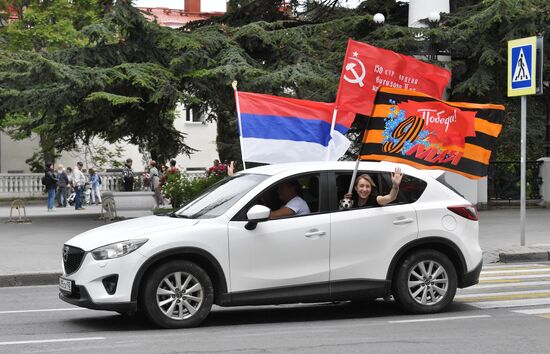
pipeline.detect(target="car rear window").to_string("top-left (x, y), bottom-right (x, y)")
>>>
top-left (379, 173), bottom-right (427, 204)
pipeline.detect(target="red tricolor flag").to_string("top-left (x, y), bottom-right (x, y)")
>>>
top-left (335, 39), bottom-right (451, 116)
top-left (360, 87), bottom-right (505, 179)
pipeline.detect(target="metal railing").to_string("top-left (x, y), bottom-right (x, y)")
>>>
top-left (487, 161), bottom-right (543, 201)
top-left (0, 170), bottom-right (206, 198)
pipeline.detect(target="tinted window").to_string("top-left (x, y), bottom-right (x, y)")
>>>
top-left (385, 173), bottom-right (427, 203)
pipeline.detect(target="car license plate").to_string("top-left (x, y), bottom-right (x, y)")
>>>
top-left (59, 277), bottom-right (72, 293)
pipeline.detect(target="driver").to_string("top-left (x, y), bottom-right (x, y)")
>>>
top-left (270, 180), bottom-right (310, 218)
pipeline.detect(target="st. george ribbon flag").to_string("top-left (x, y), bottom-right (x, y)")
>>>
top-left (360, 87), bottom-right (505, 179)
top-left (335, 39), bottom-right (451, 117)
top-left (234, 91), bottom-right (355, 164)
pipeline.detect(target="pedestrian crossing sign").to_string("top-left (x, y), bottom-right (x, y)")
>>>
top-left (508, 36), bottom-right (537, 96)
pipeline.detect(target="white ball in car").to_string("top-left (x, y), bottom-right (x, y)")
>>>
top-left (339, 198), bottom-right (353, 210)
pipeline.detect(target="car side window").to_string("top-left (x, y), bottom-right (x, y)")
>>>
top-left (235, 173), bottom-right (322, 220)
top-left (335, 171), bottom-right (381, 209)
top-left (335, 171), bottom-right (423, 210)
top-left (378, 172), bottom-right (408, 204)
top-left (389, 174), bottom-right (427, 203)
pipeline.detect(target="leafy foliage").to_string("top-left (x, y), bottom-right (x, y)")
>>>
top-left (162, 172), bottom-right (225, 208)
top-left (1, 0), bottom-right (548, 170)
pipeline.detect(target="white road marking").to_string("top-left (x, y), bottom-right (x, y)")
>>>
top-left (0, 308), bottom-right (85, 314)
top-left (513, 308), bottom-right (550, 315)
top-left (481, 268), bottom-right (550, 275)
top-left (456, 289), bottom-right (550, 299)
top-left (463, 280), bottom-right (550, 290)
top-left (226, 329), bottom-right (335, 338)
top-left (0, 337), bottom-right (105, 346)
top-left (482, 263), bottom-right (547, 269)
top-left (466, 298), bottom-right (550, 309)
top-left (388, 315), bottom-right (490, 324)
top-left (480, 273), bottom-right (550, 281)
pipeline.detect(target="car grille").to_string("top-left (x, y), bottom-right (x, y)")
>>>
top-left (62, 245), bottom-right (85, 275)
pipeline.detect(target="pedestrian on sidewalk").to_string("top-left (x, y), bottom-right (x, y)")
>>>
top-left (56, 164), bottom-right (69, 207)
top-left (73, 162), bottom-right (86, 210)
top-left (88, 168), bottom-right (102, 205)
top-left (148, 160), bottom-right (163, 208)
top-left (43, 163), bottom-right (57, 211)
top-left (122, 158), bottom-right (134, 191)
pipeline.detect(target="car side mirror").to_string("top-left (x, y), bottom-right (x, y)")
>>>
top-left (245, 205), bottom-right (270, 230)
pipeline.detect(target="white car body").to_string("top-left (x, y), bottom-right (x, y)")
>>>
top-left (60, 161), bottom-right (482, 326)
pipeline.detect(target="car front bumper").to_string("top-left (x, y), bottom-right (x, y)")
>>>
top-left (59, 285), bottom-right (137, 312)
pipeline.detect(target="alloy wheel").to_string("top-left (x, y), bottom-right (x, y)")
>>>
top-left (407, 260), bottom-right (448, 306)
top-left (156, 271), bottom-right (204, 320)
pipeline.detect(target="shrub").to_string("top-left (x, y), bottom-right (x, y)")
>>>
top-left (162, 172), bottom-right (225, 209)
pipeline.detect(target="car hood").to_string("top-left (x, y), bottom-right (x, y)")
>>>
top-left (65, 215), bottom-right (200, 251)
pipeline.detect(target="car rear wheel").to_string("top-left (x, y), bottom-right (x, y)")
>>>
top-left (392, 250), bottom-right (457, 314)
top-left (142, 260), bottom-right (213, 328)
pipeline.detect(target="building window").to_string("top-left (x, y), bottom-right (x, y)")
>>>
top-left (185, 107), bottom-right (205, 123)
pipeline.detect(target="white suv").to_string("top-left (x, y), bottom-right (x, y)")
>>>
top-left (59, 161), bottom-right (482, 328)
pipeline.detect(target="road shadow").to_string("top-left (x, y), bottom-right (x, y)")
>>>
top-left (65, 299), bottom-right (477, 331)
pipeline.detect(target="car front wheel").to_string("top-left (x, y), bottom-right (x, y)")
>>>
top-left (392, 250), bottom-right (457, 314)
top-left (142, 260), bottom-right (213, 328)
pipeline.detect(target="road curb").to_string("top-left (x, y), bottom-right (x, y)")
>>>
top-left (0, 273), bottom-right (60, 287)
top-left (499, 251), bottom-right (550, 263)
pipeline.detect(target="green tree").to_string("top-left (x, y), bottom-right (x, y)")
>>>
top-left (180, 0), bottom-right (548, 163)
top-left (0, 1), bottom-right (196, 165)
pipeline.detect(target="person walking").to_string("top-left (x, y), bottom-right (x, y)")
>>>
top-left (148, 160), bottom-right (163, 208)
top-left (122, 158), bottom-right (134, 191)
top-left (56, 164), bottom-right (69, 207)
top-left (88, 168), bottom-right (102, 205)
top-left (73, 162), bottom-right (86, 210)
top-left (44, 163), bottom-right (57, 211)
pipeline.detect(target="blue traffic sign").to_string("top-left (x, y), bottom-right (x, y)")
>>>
top-left (508, 36), bottom-right (537, 97)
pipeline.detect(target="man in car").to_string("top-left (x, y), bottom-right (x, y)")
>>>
top-left (270, 180), bottom-right (310, 218)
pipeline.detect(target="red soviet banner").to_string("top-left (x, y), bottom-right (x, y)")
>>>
top-left (335, 39), bottom-right (451, 117)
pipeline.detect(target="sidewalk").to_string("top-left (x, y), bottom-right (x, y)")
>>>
top-left (0, 205), bottom-right (549, 286)
top-left (0, 203), bottom-right (153, 285)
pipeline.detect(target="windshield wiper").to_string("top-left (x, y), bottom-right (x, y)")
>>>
top-left (167, 212), bottom-right (190, 218)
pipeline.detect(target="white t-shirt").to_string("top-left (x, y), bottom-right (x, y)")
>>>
top-left (285, 196), bottom-right (310, 216)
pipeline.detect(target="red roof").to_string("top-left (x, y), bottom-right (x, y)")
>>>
top-left (138, 7), bottom-right (223, 28)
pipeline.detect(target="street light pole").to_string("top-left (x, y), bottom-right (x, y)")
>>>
top-left (427, 11), bottom-right (440, 61)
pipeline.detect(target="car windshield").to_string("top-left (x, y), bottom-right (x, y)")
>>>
top-left (175, 174), bottom-right (269, 219)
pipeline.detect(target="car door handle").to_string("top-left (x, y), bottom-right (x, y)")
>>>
top-left (393, 218), bottom-right (414, 225)
top-left (304, 230), bottom-right (326, 238)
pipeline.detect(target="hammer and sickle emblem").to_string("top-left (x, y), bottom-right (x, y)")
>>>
top-left (343, 57), bottom-right (366, 87)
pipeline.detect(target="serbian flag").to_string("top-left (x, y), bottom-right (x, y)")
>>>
top-left (360, 87), bottom-right (505, 179)
top-left (235, 91), bottom-right (355, 163)
top-left (335, 39), bottom-right (451, 116)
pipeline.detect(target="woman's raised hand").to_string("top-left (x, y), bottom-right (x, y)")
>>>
top-left (391, 167), bottom-right (403, 187)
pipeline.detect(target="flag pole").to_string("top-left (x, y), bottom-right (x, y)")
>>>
top-left (326, 108), bottom-right (339, 161)
top-left (348, 158), bottom-right (360, 194)
top-left (232, 81), bottom-right (247, 170)
top-left (347, 111), bottom-right (374, 194)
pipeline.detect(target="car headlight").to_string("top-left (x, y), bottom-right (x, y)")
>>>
top-left (91, 239), bottom-right (148, 260)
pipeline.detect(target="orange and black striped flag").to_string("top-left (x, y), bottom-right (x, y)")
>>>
top-left (360, 87), bottom-right (505, 179)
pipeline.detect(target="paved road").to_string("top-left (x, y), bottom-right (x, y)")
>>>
top-left (1, 262), bottom-right (550, 353)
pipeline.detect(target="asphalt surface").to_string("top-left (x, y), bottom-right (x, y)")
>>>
top-left (1, 280), bottom-right (550, 353)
